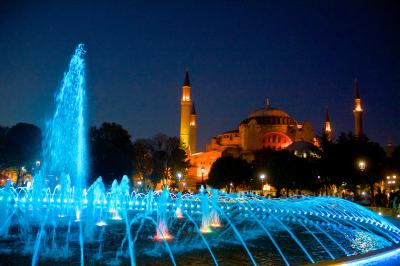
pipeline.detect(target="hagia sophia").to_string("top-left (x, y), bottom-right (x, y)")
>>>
top-left (179, 71), bottom-right (364, 188)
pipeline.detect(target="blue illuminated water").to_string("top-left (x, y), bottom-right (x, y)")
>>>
top-left (0, 184), bottom-right (399, 266)
top-left (0, 44), bottom-right (399, 266)
top-left (41, 43), bottom-right (87, 195)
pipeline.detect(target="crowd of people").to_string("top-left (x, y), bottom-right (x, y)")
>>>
top-left (374, 189), bottom-right (400, 215)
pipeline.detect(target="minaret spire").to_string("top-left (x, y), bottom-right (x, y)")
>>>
top-left (354, 78), bottom-right (360, 99)
top-left (353, 78), bottom-right (363, 137)
top-left (183, 71), bottom-right (190, 86)
top-left (191, 102), bottom-right (196, 115)
top-left (325, 108), bottom-right (330, 122)
top-left (189, 102), bottom-right (197, 154)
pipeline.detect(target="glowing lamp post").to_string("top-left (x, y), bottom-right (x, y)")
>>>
top-left (177, 172), bottom-right (182, 190)
top-left (260, 174), bottom-right (266, 192)
top-left (358, 161), bottom-right (366, 171)
top-left (177, 172), bottom-right (182, 182)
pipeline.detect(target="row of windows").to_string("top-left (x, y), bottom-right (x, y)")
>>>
top-left (272, 117), bottom-right (294, 125)
top-left (262, 135), bottom-right (287, 144)
top-left (220, 134), bottom-right (239, 140)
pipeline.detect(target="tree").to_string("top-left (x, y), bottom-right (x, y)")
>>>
top-left (384, 145), bottom-right (400, 182)
top-left (89, 122), bottom-right (134, 184)
top-left (253, 149), bottom-right (314, 196)
top-left (0, 123), bottom-right (42, 185)
top-left (0, 125), bottom-right (9, 167)
top-left (316, 131), bottom-right (338, 195)
top-left (132, 139), bottom-right (153, 189)
top-left (2, 123), bottom-right (42, 170)
top-left (147, 134), bottom-right (189, 188)
top-left (330, 133), bottom-right (385, 201)
top-left (207, 156), bottom-right (252, 192)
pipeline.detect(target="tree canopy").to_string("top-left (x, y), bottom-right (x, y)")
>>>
top-left (89, 122), bottom-right (134, 184)
top-left (253, 149), bottom-right (314, 196)
top-left (207, 156), bottom-right (252, 192)
top-left (0, 123), bottom-right (42, 169)
top-left (145, 134), bottom-right (189, 188)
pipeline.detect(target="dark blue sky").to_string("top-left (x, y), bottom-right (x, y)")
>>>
top-left (0, 0), bottom-right (399, 150)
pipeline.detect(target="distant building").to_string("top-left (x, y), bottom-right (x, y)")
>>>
top-left (0, 167), bottom-right (32, 187)
top-left (187, 102), bottom-right (317, 186)
top-left (180, 74), bottom-right (366, 188)
top-left (204, 100), bottom-right (316, 161)
top-left (178, 72), bottom-right (317, 187)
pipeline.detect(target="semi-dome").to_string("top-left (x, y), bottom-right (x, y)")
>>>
top-left (286, 140), bottom-right (317, 153)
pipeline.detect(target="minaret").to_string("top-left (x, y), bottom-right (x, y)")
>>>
top-left (353, 78), bottom-right (363, 137)
top-left (180, 71), bottom-right (191, 151)
top-left (324, 108), bottom-right (332, 141)
top-left (189, 103), bottom-right (197, 154)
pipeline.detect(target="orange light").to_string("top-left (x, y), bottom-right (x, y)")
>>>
top-left (182, 96), bottom-right (190, 101)
top-left (325, 123), bottom-right (331, 132)
top-left (200, 226), bottom-right (212, 233)
top-left (154, 223), bottom-right (173, 241)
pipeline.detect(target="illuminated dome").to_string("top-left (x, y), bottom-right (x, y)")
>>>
top-left (241, 101), bottom-right (297, 126)
top-left (247, 106), bottom-right (289, 119)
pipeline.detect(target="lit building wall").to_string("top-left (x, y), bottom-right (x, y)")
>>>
top-left (186, 102), bottom-right (316, 187)
top-left (187, 150), bottom-right (222, 184)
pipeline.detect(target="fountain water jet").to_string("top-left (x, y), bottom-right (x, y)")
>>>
top-left (42, 43), bottom-right (87, 196)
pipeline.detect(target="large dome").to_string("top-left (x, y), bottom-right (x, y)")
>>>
top-left (240, 103), bottom-right (297, 126)
top-left (247, 106), bottom-right (289, 119)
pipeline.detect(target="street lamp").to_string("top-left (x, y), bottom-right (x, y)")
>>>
top-left (387, 175), bottom-right (397, 191)
top-left (177, 172), bottom-right (182, 191)
top-left (358, 160), bottom-right (366, 171)
top-left (177, 172), bottom-right (182, 182)
top-left (201, 166), bottom-right (205, 186)
top-left (260, 174), bottom-right (266, 191)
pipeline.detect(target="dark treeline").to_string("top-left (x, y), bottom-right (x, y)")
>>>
top-left (1, 121), bottom-right (400, 197)
top-left (208, 132), bottom-right (400, 201)
top-left (0, 122), bottom-right (189, 187)
top-left (0, 123), bottom-right (42, 169)
top-left (89, 122), bottom-right (189, 187)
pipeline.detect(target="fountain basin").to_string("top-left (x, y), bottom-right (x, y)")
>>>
top-left (0, 187), bottom-right (399, 266)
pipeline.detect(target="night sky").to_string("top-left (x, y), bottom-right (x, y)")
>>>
top-left (0, 1), bottom-right (399, 150)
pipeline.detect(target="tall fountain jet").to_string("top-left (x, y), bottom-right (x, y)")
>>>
top-left (42, 44), bottom-right (87, 195)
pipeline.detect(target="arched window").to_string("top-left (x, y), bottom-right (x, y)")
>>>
top-left (262, 132), bottom-right (293, 149)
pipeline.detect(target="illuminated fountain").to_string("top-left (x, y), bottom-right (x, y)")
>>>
top-left (0, 45), bottom-right (399, 266)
